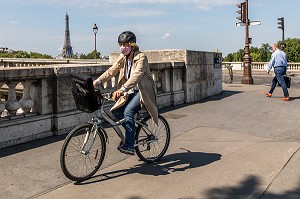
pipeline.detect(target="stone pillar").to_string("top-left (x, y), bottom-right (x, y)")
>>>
top-left (152, 71), bottom-right (162, 92)
top-left (5, 82), bottom-right (21, 116)
top-left (20, 80), bottom-right (34, 114)
top-left (0, 83), bottom-right (5, 115)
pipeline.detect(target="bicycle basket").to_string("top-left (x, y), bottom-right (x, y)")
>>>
top-left (70, 73), bottom-right (102, 113)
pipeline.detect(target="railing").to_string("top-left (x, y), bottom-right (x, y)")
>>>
top-left (222, 62), bottom-right (300, 71)
top-left (0, 58), bottom-right (108, 67)
top-left (0, 62), bottom-right (186, 119)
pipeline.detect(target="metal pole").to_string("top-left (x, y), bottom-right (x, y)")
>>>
top-left (93, 23), bottom-right (98, 60)
top-left (242, 0), bottom-right (253, 84)
top-left (94, 32), bottom-right (97, 59)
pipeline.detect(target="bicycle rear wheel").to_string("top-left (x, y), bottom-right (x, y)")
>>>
top-left (60, 124), bottom-right (106, 182)
top-left (135, 115), bottom-right (170, 163)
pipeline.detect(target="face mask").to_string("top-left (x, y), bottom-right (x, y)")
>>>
top-left (120, 46), bottom-right (132, 55)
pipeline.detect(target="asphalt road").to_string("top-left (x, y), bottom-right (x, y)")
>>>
top-left (1, 83), bottom-right (300, 199)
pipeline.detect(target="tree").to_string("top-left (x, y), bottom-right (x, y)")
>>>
top-left (29, 52), bottom-right (52, 59)
top-left (223, 39), bottom-right (300, 62)
top-left (282, 38), bottom-right (300, 62)
top-left (223, 53), bottom-right (234, 62)
top-left (0, 52), bottom-right (14, 58)
top-left (233, 49), bottom-right (244, 62)
top-left (258, 43), bottom-right (272, 62)
top-left (224, 43), bottom-right (272, 62)
top-left (79, 50), bottom-right (101, 59)
top-left (0, 50), bottom-right (53, 58)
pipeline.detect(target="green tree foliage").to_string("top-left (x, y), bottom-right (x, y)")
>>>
top-left (29, 52), bottom-right (52, 59)
top-left (79, 50), bottom-right (101, 59)
top-left (0, 49), bottom-right (104, 59)
top-left (281, 38), bottom-right (300, 62)
top-left (224, 38), bottom-right (300, 62)
top-left (0, 52), bottom-right (14, 58)
top-left (225, 53), bottom-right (234, 62)
top-left (224, 43), bottom-right (273, 62)
top-left (0, 50), bottom-right (53, 58)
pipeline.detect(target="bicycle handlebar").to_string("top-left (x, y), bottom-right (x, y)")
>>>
top-left (97, 90), bottom-right (125, 102)
top-left (100, 92), bottom-right (114, 101)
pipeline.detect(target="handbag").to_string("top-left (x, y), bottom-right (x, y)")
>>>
top-left (277, 75), bottom-right (291, 88)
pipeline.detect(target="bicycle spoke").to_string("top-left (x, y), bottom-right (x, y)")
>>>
top-left (61, 124), bottom-right (106, 181)
top-left (135, 115), bottom-right (170, 163)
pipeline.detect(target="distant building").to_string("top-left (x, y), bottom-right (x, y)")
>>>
top-left (61, 12), bottom-right (73, 58)
top-left (0, 47), bottom-right (16, 54)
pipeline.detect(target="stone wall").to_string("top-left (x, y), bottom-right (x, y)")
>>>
top-left (0, 49), bottom-right (222, 149)
top-left (111, 49), bottom-right (223, 103)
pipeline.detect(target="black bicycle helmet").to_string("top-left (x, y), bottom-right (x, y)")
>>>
top-left (118, 31), bottom-right (136, 43)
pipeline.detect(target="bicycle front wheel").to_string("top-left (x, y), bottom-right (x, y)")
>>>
top-left (135, 115), bottom-right (170, 163)
top-left (60, 124), bottom-right (106, 182)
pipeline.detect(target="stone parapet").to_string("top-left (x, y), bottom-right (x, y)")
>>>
top-left (0, 49), bottom-right (222, 149)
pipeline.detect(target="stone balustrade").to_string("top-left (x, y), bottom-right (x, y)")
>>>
top-left (0, 50), bottom-right (222, 149)
top-left (222, 62), bottom-right (300, 71)
top-left (0, 58), bottom-right (105, 67)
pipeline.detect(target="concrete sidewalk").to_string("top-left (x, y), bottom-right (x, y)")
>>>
top-left (35, 84), bottom-right (300, 199)
top-left (1, 83), bottom-right (300, 199)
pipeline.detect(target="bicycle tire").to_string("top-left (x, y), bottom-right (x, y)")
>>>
top-left (60, 124), bottom-right (106, 182)
top-left (135, 114), bottom-right (170, 163)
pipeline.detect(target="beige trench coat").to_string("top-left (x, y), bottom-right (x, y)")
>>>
top-left (98, 51), bottom-right (158, 124)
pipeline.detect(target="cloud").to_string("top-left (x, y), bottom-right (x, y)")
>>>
top-left (162, 33), bottom-right (170, 39)
top-left (9, 20), bottom-right (18, 24)
top-left (106, 8), bottom-right (166, 17)
top-left (105, 0), bottom-right (237, 10)
top-left (3, 0), bottom-right (237, 11)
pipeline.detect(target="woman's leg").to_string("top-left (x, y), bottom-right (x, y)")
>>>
top-left (123, 92), bottom-right (141, 149)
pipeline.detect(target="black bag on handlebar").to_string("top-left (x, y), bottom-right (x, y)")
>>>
top-left (70, 73), bottom-right (102, 113)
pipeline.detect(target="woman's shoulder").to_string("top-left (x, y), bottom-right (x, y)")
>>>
top-left (134, 51), bottom-right (147, 60)
top-left (114, 53), bottom-right (125, 63)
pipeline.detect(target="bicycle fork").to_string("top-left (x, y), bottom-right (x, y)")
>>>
top-left (80, 123), bottom-right (98, 156)
top-left (80, 117), bottom-right (104, 157)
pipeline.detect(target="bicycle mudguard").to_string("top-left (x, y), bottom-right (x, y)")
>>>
top-left (70, 73), bottom-right (102, 113)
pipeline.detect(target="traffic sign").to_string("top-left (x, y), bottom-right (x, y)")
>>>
top-left (236, 20), bottom-right (261, 27)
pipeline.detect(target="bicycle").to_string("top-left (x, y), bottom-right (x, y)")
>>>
top-left (60, 75), bottom-right (171, 182)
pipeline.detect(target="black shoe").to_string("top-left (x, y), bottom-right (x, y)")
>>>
top-left (117, 145), bottom-right (135, 155)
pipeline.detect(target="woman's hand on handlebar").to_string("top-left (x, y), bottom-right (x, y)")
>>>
top-left (112, 89), bottom-right (124, 101)
top-left (93, 80), bottom-right (99, 88)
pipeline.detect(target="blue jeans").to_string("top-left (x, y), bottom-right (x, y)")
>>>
top-left (269, 67), bottom-right (289, 97)
top-left (111, 91), bottom-right (141, 149)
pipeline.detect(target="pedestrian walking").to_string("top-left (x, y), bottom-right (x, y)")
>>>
top-left (264, 43), bottom-right (289, 101)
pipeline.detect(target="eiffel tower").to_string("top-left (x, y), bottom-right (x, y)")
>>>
top-left (62, 12), bottom-right (73, 58)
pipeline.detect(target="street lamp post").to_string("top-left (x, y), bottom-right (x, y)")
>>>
top-left (241, 0), bottom-right (253, 84)
top-left (93, 23), bottom-right (98, 59)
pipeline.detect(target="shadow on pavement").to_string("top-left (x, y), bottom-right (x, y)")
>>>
top-left (200, 90), bottom-right (242, 103)
top-left (75, 148), bottom-right (222, 185)
top-left (289, 96), bottom-right (300, 101)
top-left (204, 175), bottom-right (300, 199)
top-left (0, 134), bottom-right (67, 158)
top-left (160, 90), bottom-right (241, 114)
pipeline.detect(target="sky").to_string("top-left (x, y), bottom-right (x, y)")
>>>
top-left (0, 0), bottom-right (299, 57)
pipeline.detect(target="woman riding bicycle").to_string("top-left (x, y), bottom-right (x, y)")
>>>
top-left (93, 31), bottom-right (158, 155)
